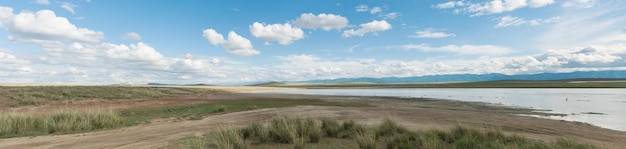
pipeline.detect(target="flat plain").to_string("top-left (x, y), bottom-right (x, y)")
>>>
top-left (0, 85), bottom-right (624, 148)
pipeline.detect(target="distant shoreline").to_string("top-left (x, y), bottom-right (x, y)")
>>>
top-left (253, 80), bottom-right (626, 88)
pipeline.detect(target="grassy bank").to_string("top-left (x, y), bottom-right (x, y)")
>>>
top-left (0, 98), bottom-right (368, 138)
top-left (0, 110), bottom-right (122, 138)
top-left (0, 86), bottom-right (209, 106)
top-left (182, 117), bottom-right (597, 149)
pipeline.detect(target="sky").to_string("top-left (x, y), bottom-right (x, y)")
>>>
top-left (1, 0), bottom-right (626, 85)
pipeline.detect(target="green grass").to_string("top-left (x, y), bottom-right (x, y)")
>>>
top-left (182, 118), bottom-right (598, 149)
top-left (118, 98), bottom-right (369, 124)
top-left (0, 98), bottom-right (367, 138)
top-left (0, 86), bottom-right (208, 106)
top-left (0, 110), bottom-right (123, 138)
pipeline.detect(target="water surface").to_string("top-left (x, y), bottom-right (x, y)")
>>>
top-left (257, 88), bottom-right (626, 132)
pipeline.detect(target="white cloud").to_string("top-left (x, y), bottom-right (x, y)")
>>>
top-left (293, 13), bottom-right (349, 31)
top-left (103, 42), bottom-right (164, 62)
top-left (370, 7), bottom-right (382, 14)
top-left (278, 54), bottom-right (319, 64)
top-left (495, 15), bottom-right (559, 28)
top-left (220, 31), bottom-right (260, 56)
top-left (562, 0), bottom-right (597, 8)
top-left (530, 0), bottom-right (555, 8)
top-left (541, 2), bottom-right (626, 48)
top-left (60, 2), bottom-right (78, 14)
top-left (202, 29), bottom-right (224, 46)
top-left (35, 0), bottom-right (50, 5)
top-left (342, 20), bottom-right (392, 37)
top-left (122, 32), bottom-right (141, 41)
top-left (249, 22), bottom-right (304, 45)
top-left (438, 0), bottom-right (556, 16)
top-left (202, 29), bottom-right (260, 57)
top-left (467, 0), bottom-right (529, 16)
top-left (355, 5), bottom-right (369, 12)
top-left (392, 43), bottom-right (514, 55)
top-left (434, 1), bottom-right (465, 9)
top-left (171, 54), bottom-right (209, 72)
top-left (0, 7), bottom-right (104, 42)
top-left (0, 51), bottom-right (29, 65)
top-left (410, 29), bottom-right (456, 38)
top-left (382, 12), bottom-right (400, 20)
top-left (267, 45), bottom-right (626, 81)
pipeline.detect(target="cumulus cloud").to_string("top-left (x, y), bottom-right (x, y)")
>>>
top-left (410, 28), bottom-right (456, 38)
top-left (35, 0), bottom-right (50, 5)
top-left (202, 29), bottom-right (260, 57)
top-left (122, 32), bottom-right (141, 41)
top-left (171, 54), bottom-right (209, 72)
top-left (202, 29), bottom-right (224, 46)
top-left (342, 20), bottom-right (392, 37)
top-left (391, 43), bottom-right (514, 55)
top-left (60, 2), bottom-right (78, 14)
top-left (103, 42), bottom-right (164, 62)
top-left (436, 0), bottom-right (556, 16)
top-left (0, 7), bottom-right (104, 42)
top-left (293, 13), bottom-right (348, 31)
top-left (495, 15), bottom-right (559, 28)
top-left (562, 0), bottom-right (597, 8)
top-left (249, 22), bottom-right (304, 45)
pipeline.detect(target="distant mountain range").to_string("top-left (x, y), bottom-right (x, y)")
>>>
top-left (301, 70), bottom-right (626, 83)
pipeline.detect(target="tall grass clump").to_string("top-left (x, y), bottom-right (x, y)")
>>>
top-left (354, 130), bottom-right (377, 149)
top-left (0, 113), bottom-right (47, 136)
top-left (213, 127), bottom-right (245, 149)
top-left (268, 116), bottom-right (300, 143)
top-left (376, 117), bottom-right (407, 137)
top-left (265, 116), bottom-right (323, 147)
top-left (302, 117), bottom-right (321, 143)
top-left (321, 118), bottom-right (341, 137)
top-left (242, 122), bottom-right (271, 143)
top-left (386, 132), bottom-right (422, 149)
top-left (0, 109), bottom-right (123, 137)
top-left (184, 136), bottom-right (209, 149)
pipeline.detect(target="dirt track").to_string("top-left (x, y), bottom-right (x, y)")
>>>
top-left (1, 93), bottom-right (625, 149)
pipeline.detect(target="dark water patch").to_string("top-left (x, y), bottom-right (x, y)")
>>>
top-left (582, 112), bottom-right (606, 115)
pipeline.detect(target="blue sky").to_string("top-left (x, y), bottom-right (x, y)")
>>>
top-left (1, 0), bottom-right (625, 84)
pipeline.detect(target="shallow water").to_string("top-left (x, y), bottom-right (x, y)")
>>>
top-left (256, 88), bottom-right (626, 132)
